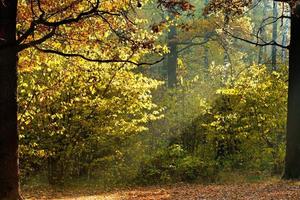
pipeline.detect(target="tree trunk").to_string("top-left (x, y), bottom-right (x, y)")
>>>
top-left (283, 10), bottom-right (300, 179)
top-left (48, 157), bottom-right (64, 185)
top-left (203, 0), bottom-right (209, 71)
top-left (271, 2), bottom-right (278, 70)
top-left (203, 44), bottom-right (209, 70)
top-left (0, 0), bottom-right (21, 199)
top-left (258, 0), bottom-right (268, 64)
top-left (281, 13), bottom-right (289, 63)
top-left (223, 12), bottom-right (230, 67)
top-left (167, 24), bottom-right (178, 88)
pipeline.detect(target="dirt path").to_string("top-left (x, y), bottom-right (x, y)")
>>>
top-left (23, 181), bottom-right (300, 200)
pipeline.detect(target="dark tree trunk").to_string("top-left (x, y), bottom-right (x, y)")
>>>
top-left (283, 11), bottom-right (300, 179)
top-left (47, 157), bottom-right (64, 185)
top-left (223, 12), bottom-right (230, 67)
top-left (271, 2), bottom-right (278, 70)
top-left (258, 0), bottom-right (268, 64)
top-left (167, 25), bottom-right (178, 88)
top-left (0, 0), bottom-right (21, 199)
top-left (203, 43), bottom-right (209, 70)
top-left (281, 18), bottom-right (289, 63)
top-left (203, 0), bottom-right (209, 70)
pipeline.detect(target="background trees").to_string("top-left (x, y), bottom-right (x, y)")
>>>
top-left (18, 0), bottom-right (291, 184)
top-left (0, 0), bottom-right (298, 198)
top-left (205, 0), bottom-right (300, 179)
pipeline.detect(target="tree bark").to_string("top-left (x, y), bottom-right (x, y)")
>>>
top-left (271, 2), bottom-right (278, 70)
top-left (203, 0), bottom-right (209, 70)
top-left (258, 0), bottom-right (268, 64)
top-left (223, 11), bottom-right (230, 67)
top-left (0, 0), bottom-right (21, 199)
top-left (283, 9), bottom-right (300, 179)
top-left (167, 24), bottom-right (178, 88)
top-left (281, 12), bottom-right (289, 63)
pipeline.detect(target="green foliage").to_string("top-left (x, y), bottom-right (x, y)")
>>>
top-left (18, 55), bottom-right (162, 184)
top-left (18, 0), bottom-right (289, 188)
top-left (137, 144), bottom-right (219, 184)
top-left (205, 64), bottom-right (287, 172)
top-left (140, 63), bottom-right (287, 185)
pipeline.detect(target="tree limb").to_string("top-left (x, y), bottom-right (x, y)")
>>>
top-left (34, 46), bottom-right (164, 66)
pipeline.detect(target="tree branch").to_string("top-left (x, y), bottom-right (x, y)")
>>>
top-left (225, 29), bottom-right (289, 49)
top-left (18, 28), bottom-right (56, 52)
top-left (34, 46), bottom-right (164, 66)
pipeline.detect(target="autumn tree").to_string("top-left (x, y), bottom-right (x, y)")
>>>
top-left (0, 0), bottom-right (161, 198)
top-left (281, 0), bottom-right (300, 179)
top-left (206, 0), bottom-right (300, 179)
top-left (18, 56), bottom-right (162, 185)
top-left (0, 1), bottom-right (19, 199)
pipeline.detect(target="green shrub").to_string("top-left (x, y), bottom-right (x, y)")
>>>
top-left (137, 144), bottom-right (219, 184)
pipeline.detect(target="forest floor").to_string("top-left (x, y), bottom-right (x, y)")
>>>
top-left (23, 180), bottom-right (300, 200)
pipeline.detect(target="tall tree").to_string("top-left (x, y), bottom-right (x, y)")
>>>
top-left (0, 1), bottom-right (20, 199)
top-left (206, 0), bottom-right (300, 179)
top-left (258, 0), bottom-right (268, 64)
top-left (271, 2), bottom-right (278, 70)
top-left (0, 0), bottom-right (160, 198)
top-left (203, 0), bottom-right (210, 69)
top-left (283, 0), bottom-right (300, 179)
top-left (223, 3), bottom-right (230, 67)
top-left (281, 10), bottom-right (289, 63)
top-left (167, 24), bottom-right (178, 88)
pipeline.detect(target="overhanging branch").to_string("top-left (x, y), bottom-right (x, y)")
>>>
top-left (18, 28), bottom-right (57, 52)
top-left (34, 46), bottom-right (164, 66)
top-left (225, 29), bottom-right (289, 49)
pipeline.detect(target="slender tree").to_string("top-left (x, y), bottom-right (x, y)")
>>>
top-left (203, 0), bottom-right (210, 69)
top-left (271, 2), bottom-right (278, 70)
top-left (281, 10), bottom-right (289, 63)
top-left (167, 24), bottom-right (178, 88)
top-left (258, 0), bottom-right (268, 64)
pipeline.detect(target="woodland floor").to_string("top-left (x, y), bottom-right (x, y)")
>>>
top-left (23, 181), bottom-right (300, 200)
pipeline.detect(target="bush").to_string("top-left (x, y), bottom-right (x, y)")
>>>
top-left (136, 144), bottom-right (219, 184)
